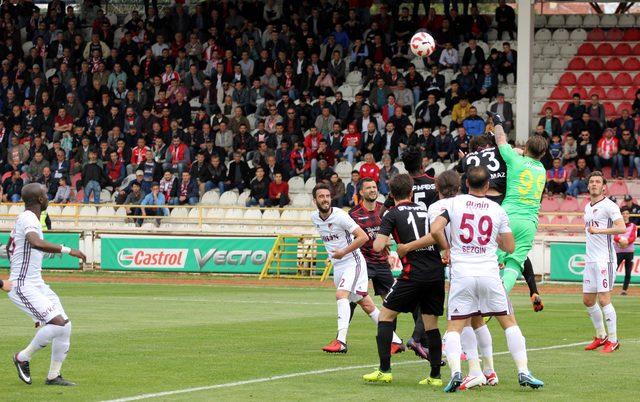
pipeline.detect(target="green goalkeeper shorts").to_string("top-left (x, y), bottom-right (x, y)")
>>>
top-left (497, 218), bottom-right (538, 273)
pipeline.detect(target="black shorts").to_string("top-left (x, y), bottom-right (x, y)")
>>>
top-left (383, 279), bottom-right (445, 316)
top-left (367, 262), bottom-right (394, 296)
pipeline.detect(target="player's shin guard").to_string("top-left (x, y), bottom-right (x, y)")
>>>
top-left (601, 304), bottom-right (617, 343)
top-left (336, 299), bottom-right (350, 343)
top-left (502, 265), bottom-right (521, 293)
top-left (522, 258), bottom-right (539, 297)
top-left (17, 323), bottom-right (65, 362)
top-left (426, 329), bottom-right (442, 378)
top-left (586, 304), bottom-right (607, 339)
top-left (443, 331), bottom-right (462, 377)
top-left (377, 321), bottom-right (395, 372)
top-left (461, 326), bottom-right (481, 376)
top-left (505, 326), bottom-right (529, 375)
top-left (474, 325), bottom-right (494, 373)
top-left (48, 322), bottom-right (71, 381)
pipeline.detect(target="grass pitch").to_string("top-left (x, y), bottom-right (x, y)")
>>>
top-left (1, 280), bottom-right (638, 401)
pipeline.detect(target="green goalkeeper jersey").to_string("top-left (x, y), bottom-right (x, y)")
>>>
top-left (498, 144), bottom-right (546, 223)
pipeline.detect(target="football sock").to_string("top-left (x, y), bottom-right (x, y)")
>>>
top-left (48, 322), bottom-right (72, 380)
top-left (443, 331), bottom-right (461, 377)
top-left (412, 307), bottom-right (426, 344)
top-left (522, 258), bottom-right (539, 297)
top-left (505, 326), bottom-right (529, 375)
top-left (336, 299), bottom-right (350, 343)
top-left (17, 323), bottom-right (65, 362)
top-left (502, 263), bottom-right (521, 293)
top-left (426, 328), bottom-right (442, 378)
top-left (586, 304), bottom-right (607, 339)
top-left (377, 321), bottom-right (395, 372)
top-left (461, 326), bottom-right (482, 376)
top-left (348, 302), bottom-right (357, 322)
top-left (368, 308), bottom-right (402, 344)
top-left (601, 303), bottom-right (617, 343)
top-left (474, 325), bottom-right (494, 374)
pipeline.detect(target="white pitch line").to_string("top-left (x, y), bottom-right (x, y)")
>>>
top-left (102, 340), bottom-right (592, 402)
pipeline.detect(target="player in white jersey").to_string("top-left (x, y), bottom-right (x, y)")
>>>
top-left (8, 183), bottom-right (86, 386)
top-left (407, 166), bottom-right (544, 392)
top-left (311, 183), bottom-right (402, 353)
top-left (582, 171), bottom-right (625, 354)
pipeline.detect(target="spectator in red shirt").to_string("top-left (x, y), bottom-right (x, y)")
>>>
top-left (594, 128), bottom-right (618, 173)
top-left (128, 137), bottom-right (150, 175)
top-left (106, 151), bottom-right (126, 187)
top-left (342, 123), bottom-right (362, 164)
top-left (268, 172), bottom-right (290, 207)
top-left (359, 153), bottom-right (380, 183)
top-left (615, 207), bottom-right (638, 295)
top-left (546, 158), bottom-right (567, 195)
top-left (304, 126), bottom-right (324, 173)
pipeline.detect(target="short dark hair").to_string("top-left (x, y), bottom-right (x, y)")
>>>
top-left (467, 165), bottom-right (490, 190)
top-left (312, 183), bottom-right (332, 199)
top-left (402, 146), bottom-right (423, 175)
top-left (389, 174), bottom-right (414, 201)
top-left (526, 135), bottom-right (548, 160)
top-left (621, 206), bottom-right (630, 213)
top-left (436, 170), bottom-right (460, 198)
top-left (360, 177), bottom-right (376, 187)
top-left (588, 170), bottom-right (606, 185)
top-left (469, 134), bottom-right (495, 152)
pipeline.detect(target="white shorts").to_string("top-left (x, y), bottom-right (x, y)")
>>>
top-left (8, 283), bottom-right (67, 325)
top-left (583, 261), bottom-right (615, 294)
top-left (447, 276), bottom-right (511, 320)
top-left (333, 259), bottom-right (369, 302)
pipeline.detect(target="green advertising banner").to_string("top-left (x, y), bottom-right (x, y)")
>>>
top-left (100, 235), bottom-right (277, 273)
top-left (0, 232), bottom-right (81, 270)
top-left (550, 242), bottom-right (640, 283)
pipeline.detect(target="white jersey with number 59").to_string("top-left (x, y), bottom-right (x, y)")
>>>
top-left (440, 194), bottom-right (511, 279)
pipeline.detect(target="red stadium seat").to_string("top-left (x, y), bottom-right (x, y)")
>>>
top-left (541, 101), bottom-right (560, 116)
top-left (71, 173), bottom-right (82, 189)
top-left (614, 43), bottom-right (632, 55)
top-left (625, 87), bottom-right (639, 100)
top-left (605, 28), bottom-right (624, 42)
top-left (623, 28), bottom-right (640, 41)
top-left (614, 72), bottom-right (633, 86)
top-left (595, 72), bottom-right (614, 86)
top-left (577, 43), bottom-right (596, 56)
top-left (608, 180), bottom-right (629, 196)
top-left (587, 28), bottom-right (605, 41)
top-left (586, 57), bottom-right (605, 70)
top-left (588, 86), bottom-right (606, 99)
top-left (570, 86), bottom-right (588, 99)
top-left (604, 57), bottom-right (623, 71)
top-left (560, 102), bottom-right (570, 115)
top-left (606, 87), bottom-right (625, 100)
top-left (577, 72), bottom-right (595, 86)
top-left (633, 44), bottom-right (640, 56)
top-left (559, 72), bottom-right (577, 86)
top-left (540, 197), bottom-right (560, 212)
top-left (567, 57), bottom-right (586, 70)
top-left (623, 58), bottom-right (640, 71)
top-left (558, 197), bottom-right (579, 212)
top-left (550, 86), bottom-right (570, 100)
top-left (551, 215), bottom-right (571, 226)
top-left (573, 216), bottom-right (585, 229)
top-left (1, 172), bottom-right (11, 182)
top-left (617, 102), bottom-right (633, 116)
top-left (538, 215), bottom-right (551, 226)
top-left (596, 43), bottom-right (614, 56)
top-left (603, 102), bottom-right (616, 116)
top-left (634, 73), bottom-right (640, 86)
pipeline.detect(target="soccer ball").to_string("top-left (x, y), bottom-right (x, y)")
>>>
top-left (410, 32), bottom-right (436, 57)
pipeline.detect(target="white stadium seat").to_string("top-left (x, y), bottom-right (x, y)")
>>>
top-left (200, 190), bottom-right (220, 205)
top-left (207, 208), bottom-right (226, 220)
top-left (80, 206), bottom-right (97, 216)
top-left (533, 44), bottom-right (543, 56)
top-left (534, 14), bottom-right (547, 28)
top-left (218, 191), bottom-right (239, 206)
top-left (582, 14), bottom-right (599, 28)
top-left (541, 73), bottom-right (560, 86)
top-left (292, 194), bottom-right (311, 208)
top-left (501, 85), bottom-right (516, 99)
top-left (565, 15), bottom-right (583, 28)
top-left (224, 208), bottom-right (244, 220)
top-left (486, 28), bottom-right (498, 42)
top-left (560, 43), bottom-right (578, 57)
top-left (280, 209), bottom-right (299, 221)
top-left (61, 206), bottom-right (75, 216)
top-left (345, 71), bottom-right (362, 85)
top-left (304, 177), bottom-right (316, 193)
top-left (534, 28), bottom-right (552, 42)
top-left (552, 29), bottom-right (570, 42)
top-left (237, 190), bottom-right (251, 206)
top-left (617, 14), bottom-right (635, 28)
top-left (547, 15), bottom-right (565, 28)
top-left (261, 209), bottom-right (280, 221)
top-left (542, 44), bottom-right (559, 57)
top-left (599, 14), bottom-right (617, 28)
top-left (551, 57), bottom-right (570, 70)
top-left (288, 176), bottom-right (305, 193)
top-left (170, 207), bottom-right (188, 218)
top-left (569, 28), bottom-right (587, 42)
top-left (335, 161), bottom-right (353, 178)
top-left (243, 209), bottom-right (262, 220)
top-left (188, 208), bottom-right (201, 219)
top-left (46, 205), bottom-right (61, 216)
top-left (534, 58), bottom-right (551, 70)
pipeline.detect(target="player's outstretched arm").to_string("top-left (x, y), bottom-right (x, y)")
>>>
top-left (497, 232), bottom-right (515, 254)
top-left (493, 123), bottom-right (508, 147)
top-left (588, 218), bottom-right (626, 235)
top-left (0, 279), bottom-right (11, 292)
top-left (397, 216), bottom-right (446, 257)
top-left (26, 232), bottom-right (87, 262)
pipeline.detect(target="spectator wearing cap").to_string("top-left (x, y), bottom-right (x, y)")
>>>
top-left (490, 92), bottom-right (514, 134)
top-left (622, 195), bottom-right (640, 227)
top-left (163, 136), bottom-right (191, 175)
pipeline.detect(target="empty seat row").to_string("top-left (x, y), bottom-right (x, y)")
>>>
top-left (538, 100), bottom-right (634, 117)
top-left (577, 43), bottom-right (640, 56)
top-left (568, 56), bottom-right (640, 71)
top-left (549, 85), bottom-right (639, 101)
top-left (537, 14), bottom-right (640, 29)
top-left (559, 71), bottom-right (640, 86)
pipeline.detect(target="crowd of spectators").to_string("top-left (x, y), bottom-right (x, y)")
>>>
top-left (0, 0), bottom-right (523, 219)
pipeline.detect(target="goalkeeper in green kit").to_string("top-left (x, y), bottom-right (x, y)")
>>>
top-left (490, 112), bottom-right (548, 295)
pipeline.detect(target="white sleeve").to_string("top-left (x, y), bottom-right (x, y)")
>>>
top-left (428, 200), bottom-right (449, 224)
top-left (609, 202), bottom-right (622, 222)
top-left (21, 214), bottom-right (41, 235)
top-left (337, 209), bottom-right (360, 234)
top-left (498, 208), bottom-right (512, 234)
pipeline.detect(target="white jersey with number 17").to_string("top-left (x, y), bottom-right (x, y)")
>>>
top-left (441, 194), bottom-right (511, 279)
top-left (584, 197), bottom-right (622, 263)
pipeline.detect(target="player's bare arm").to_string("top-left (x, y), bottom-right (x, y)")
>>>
top-left (493, 121), bottom-right (508, 147)
top-left (332, 227), bottom-right (368, 260)
top-left (396, 216), bottom-right (444, 257)
top-left (25, 232), bottom-right (87, 262)
top-left (372, 233), bottom-right (390, 253)
top-left (588, 218), bottom-right (626, 235)
top-left (497, 232), bottom-right (515, 254)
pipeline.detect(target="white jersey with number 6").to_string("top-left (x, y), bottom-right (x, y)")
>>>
top-left (584, 197), bottom-right (622, 264)
top-left (441, 194), bottom-right (511, 279)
